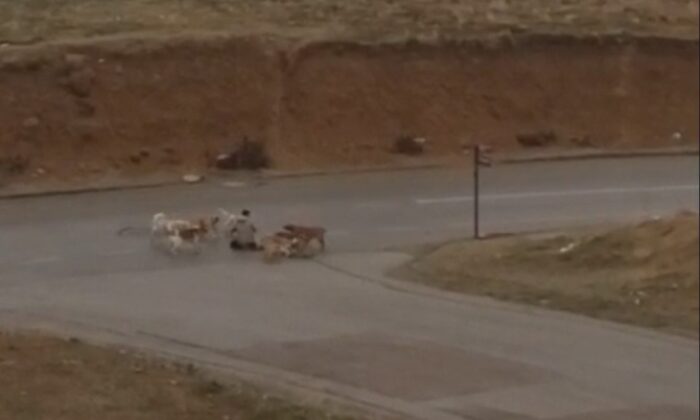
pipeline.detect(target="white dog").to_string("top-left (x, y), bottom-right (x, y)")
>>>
top-left (151, 212), bottom-right (194, 236)
top-left (152, 213), bottom-right (220, 237)
top-left (164, 226), bottom-right (203, 255)
top-left (217, 208), bottom-right (240, 233)
top-left (151, 212), bottom-right (220, 255)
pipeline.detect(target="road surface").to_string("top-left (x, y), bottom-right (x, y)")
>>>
top-left (0, 156), bottom-right (698, 420)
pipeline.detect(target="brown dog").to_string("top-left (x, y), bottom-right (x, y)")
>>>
top-left (194, 216), bottom-right (220, 240)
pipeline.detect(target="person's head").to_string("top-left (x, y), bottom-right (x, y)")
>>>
top-left (241, 209), bottom-right (251, 217)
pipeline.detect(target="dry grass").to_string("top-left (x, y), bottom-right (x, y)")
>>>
top-left (0, 332), bottom-right (362, 420)
top-left (397, 212), bottom-right (699, 337)
top-left (0, 0), bottom-right (697, 44)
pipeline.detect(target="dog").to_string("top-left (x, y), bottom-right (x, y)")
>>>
top-left (151, 213), bottom-right (219, 255)
top-left (218, 208), bottom-right (239, 233)
top-left (151, 212), bottom-right (193, 236)
top-left (152, 213), bottom-right (219, 240)
top-left (163, 226), bottom-right (204, 255)
top-left (193, 215), bottom-right (220, 241)
top-left (259, 234), bottom-right (294, 263)
top-left (289, 235), bottom-right (324, 258)
top-left (283, 224), bottom-right (326, 251)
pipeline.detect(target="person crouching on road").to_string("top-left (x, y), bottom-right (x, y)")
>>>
top-left (230, 209), bottom-right (258, 251)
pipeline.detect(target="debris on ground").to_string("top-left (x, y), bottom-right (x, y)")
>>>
top-left (393, 135), bottom-right (427, 156)
top-left (516, 130), bottom-right (558, 147)
top-left (558, 241), bottom-right (578, 254)
top-left (182, 173), bottom-right (204, 183)
top-left (215, 153), bottom-right (237, 170)
top-left (0, 155), bottom-right (30, 177)
top-left (221, 181), bottom-right (247, 188)
top-left (215, 137), bottom-right (270, 171)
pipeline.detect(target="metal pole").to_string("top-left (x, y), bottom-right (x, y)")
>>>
top-left (473, 145), bottom-right (480, 239)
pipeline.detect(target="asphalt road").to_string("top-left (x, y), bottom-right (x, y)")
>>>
top-left (0, 156), bottom-right (698, 420)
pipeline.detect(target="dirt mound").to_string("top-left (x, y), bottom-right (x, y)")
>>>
top-left (555, 211), bottom-right (699, 273)
top-left (0, 35), bottom-right (697, 186)
top-left (404, 212), bottom-right (700, 335)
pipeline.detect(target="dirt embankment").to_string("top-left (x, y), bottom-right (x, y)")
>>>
top-left (1, 35), bottom-right (698, 183)
top-left (399, 212), bottom-right (699, 336)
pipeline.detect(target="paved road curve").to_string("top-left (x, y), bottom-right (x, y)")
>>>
top-left (1, 156), bottom-right (698, 420)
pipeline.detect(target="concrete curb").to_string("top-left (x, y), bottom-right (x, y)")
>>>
top-left (0, 162), bottom-right (447, 200)
top-left (319, 251), bottom-right (699, 346)
top-left (1, 147), bottom-right (697, 199)
top-left (0, 178), bottom-right (184, 199)
top-left (257, 161), bottom-right (446, 179)
top-left (499, 147), bottom-right (699, 164)
top-left (200, 146), bottom-right (700, 182)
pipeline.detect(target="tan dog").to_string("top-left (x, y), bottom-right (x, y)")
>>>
top-left (259, 234), bottom-right (294, 263)
top-left (289, 235), bottom-right (324, 258)
top-left (193, 216), bottom-right (220, 241)
top-left (283, 224), bottom-right (326, 251)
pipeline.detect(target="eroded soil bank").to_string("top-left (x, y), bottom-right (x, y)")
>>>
top-left (1, 35), bottom-right (697, 183)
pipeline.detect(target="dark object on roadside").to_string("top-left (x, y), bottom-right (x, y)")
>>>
top-left (237, 138), bottom-right (270, 169)
top-left (128, 153), bottom-right (142, 164)
top-left (216, 137), bottom-right (270, 171)
top-left (60, 67), bottom-right (96, 98)
top-left (0, 154), bottom-right (30, 176)
top-left (516, 130), bottom-right (558, 147)
top-left (197, 380), bottom-right (225, 396)
top-left (393, 135), bottom-right (426, 156)
top-left (215, 153), bottom-right (236, 170)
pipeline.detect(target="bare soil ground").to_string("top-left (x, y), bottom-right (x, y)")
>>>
top-left (0, 332), bottom-right (364, 420)
top-left (396, 212), bottom-right (700, 337)
top-left (0, 1), bottom-right (697, 187)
